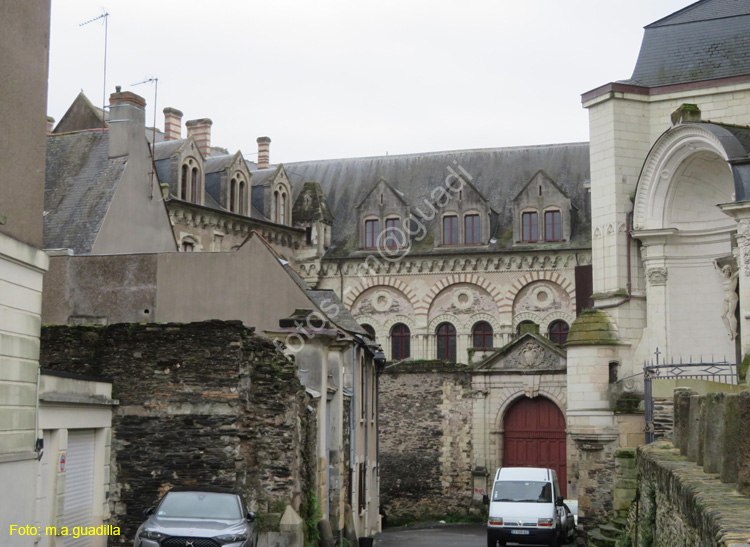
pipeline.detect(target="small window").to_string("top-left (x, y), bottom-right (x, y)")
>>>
top-left (443, 215), bottom-right (459, 245)
top-left (436, 322), bottom-right (456, 362)
top-left (181, 241), bottom-right (195, 252)
top-left (239, 181), bottom-right (246, 215)
top-left (191, 167), bottom-right (199, 204)
top-left (273, 191), bottom-right (279, 222)
top-left (280, 193), bottom-right (287, 225)
top-left (180, 164), bottom-right (188, 200)
top-left (522, 211), bottom-right (538, 242)
top-left (472, 321), bottom-right (493, 348)
top-left (230, 178), bottom-right (237, 212)
top-left (365, 219), bottom-right (380, 249)
top-left (391, 323), bottom-right (411, 360)
top-left (385, 218), bottom-right (401, 249)
top-left (545, 210), bottom-right (562, 241)
top-left (548, 320), bottom-right (569, 345)
top-left (361, 324), bottom-right (376, 340)
top-left (306, 227), bottom-right (313, 245)
top-left (465, 214), bottom-right (481, 245)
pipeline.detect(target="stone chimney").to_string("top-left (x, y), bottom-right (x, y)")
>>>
top-left (46, 116), bottom-right (55, 134)
top-left (163, 107), bottom-right (183, 141)
top-left (257, 136), bottom-right (271, 169)
top-left (186, 118), bottom-right (213, 158)
top-left (108, 85), bottom-right (146, 158)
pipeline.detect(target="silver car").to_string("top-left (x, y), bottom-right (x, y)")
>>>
top-left (134, 487), bottom-right (258, 547)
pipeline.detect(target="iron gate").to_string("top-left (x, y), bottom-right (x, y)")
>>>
top-left (644, 349), bottom-right (737, 443)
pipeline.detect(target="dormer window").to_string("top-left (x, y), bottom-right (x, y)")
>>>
top-left (443, 215), bottom-right (459, 245)
top-left (239, 181), bottom-right (246, 215)
top-left (385, 218), bottom-right (401, 248)
top-left (464, 214), bottom-right (480, 244)
top-left (180, 164), bottom-right (188, 200)
top-left (190, 166), bottom-right (199, 203)
top-left (365, 219), bottom-right (380, 249)
top-left (544, 209), bottom-right (562, 241)
top-left (179, 158), bottom-right (202, 204)
top-left (522, 211), bottom-right (538, 242)
top-left (230, 178), bottom-right (237, 212)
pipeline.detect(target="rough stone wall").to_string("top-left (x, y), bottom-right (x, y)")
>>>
top-left (40, 321), bottom-right (308, 544)
top-left (378, 362), bottom-right (473, 523)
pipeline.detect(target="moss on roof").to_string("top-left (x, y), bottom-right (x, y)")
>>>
top-left (565, 308), bottom-right (619, 347)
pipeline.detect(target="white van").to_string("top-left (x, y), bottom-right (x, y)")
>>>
top-left (486, 467), bottom-right (574, 547)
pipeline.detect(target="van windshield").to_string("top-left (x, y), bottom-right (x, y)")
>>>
top-left (492, 481), bottom-right (552, 503)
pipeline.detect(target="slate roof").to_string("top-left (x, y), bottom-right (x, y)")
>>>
top-left (622, 0), bottom-right (750, 87)
top-left (251, 143), bottom-right (591, 255)
top-left (307, 289), bottom-right (367, 336)
top-left (293, 181), bottom-right (335, 224)
top-left (45, 130), bottom-right (126, 254)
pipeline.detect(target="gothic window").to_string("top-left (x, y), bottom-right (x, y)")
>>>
top-left (273, 191), bottom-right (279, 222)
top-left (191, 167), bottom-right (199, 203)
top-left (545, 210), bottom-right (562, 241)
top-left (443, 215), bottom-right (459, 245)
top-left (385, 218), bottom-right (401, 249)
top-left (230, 178), bottom-right (237, 212)
top-left (391, 323), bottom-right (411, 360)
top-left (548, 320), bottom-right (569, 345)
top-left (361, 323), bottom-right (376, 340)
top-left (465, 214), bottom-right (481, 244)
top-left (239, 181), bottom-right (246, 215)
top-left (436, 322), bottom-right (457, 362)
top-left (365, 219), bottom-right (379, 249)
top-left (522, 211), bottom-right (538, 242)
top-left (472, 321), bottom-right (493, 348)
top-left (280, 193), bottom-right (287, 225)
top-left (180, 164), bottom-right (188, 200)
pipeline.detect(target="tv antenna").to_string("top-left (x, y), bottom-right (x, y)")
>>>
top-left (79, 9), bottom-right (110, 116)
top-left (133, 77), bottom-right (159, 199)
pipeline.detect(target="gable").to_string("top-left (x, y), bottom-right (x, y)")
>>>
top-left (356, 177), bottom-right (408, 210)
top-left (476, 334), bottom-right (566, 372)
top-left (513, 170), bottom-right (570, 204)
top-left (53, 92), bottom-right (106, 134)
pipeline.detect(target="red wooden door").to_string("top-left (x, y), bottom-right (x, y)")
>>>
top-left (503, 396), bottom-right (567, 497)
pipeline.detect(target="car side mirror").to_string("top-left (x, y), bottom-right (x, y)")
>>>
top-left (482, 495), bottom-right (489, 505)
top-left (246, 510), bottom-right (256, 522)
top-left (555, 496), bottom-right (564, 506)
top-left (143, 507), bottom-right (155, 517)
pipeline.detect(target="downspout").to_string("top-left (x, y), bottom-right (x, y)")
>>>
top-left (350, 344), bottom-right (357, 513)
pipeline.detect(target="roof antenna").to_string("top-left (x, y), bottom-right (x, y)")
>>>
top-left (79, 9), bottom-right (110, 116)
top-left (133, 77), bottom-right (159, 199)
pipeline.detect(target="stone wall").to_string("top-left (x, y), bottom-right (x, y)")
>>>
top-left (378, 362), bottom-right (474, 523)
top-left (628, 389), bottom-right (750, 546)
top-left (40, 321), bottom-right (309, 544)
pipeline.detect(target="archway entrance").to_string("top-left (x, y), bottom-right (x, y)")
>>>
top-left (503, 396), bottom-right (567, 497)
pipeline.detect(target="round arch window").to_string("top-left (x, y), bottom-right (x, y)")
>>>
top-left (472, 321), bottom-right (493, 348)
top-left (436, 322), bottom-right (457, 363)
top-left (390, 323), bottom-right (411, 361)
top-left (548, 320), bottom-right (569, 345)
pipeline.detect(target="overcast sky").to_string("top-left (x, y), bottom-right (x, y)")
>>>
top-left (48, 0), bottom-right (692, 164)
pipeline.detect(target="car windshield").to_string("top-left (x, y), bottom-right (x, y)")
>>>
top-left (157, 492), bottom-right (243, 520)
top-left (492, 480), bottom-right (552, 503)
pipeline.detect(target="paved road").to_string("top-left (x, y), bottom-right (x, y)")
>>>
top-left (374, 522), bottom-right (577, 547)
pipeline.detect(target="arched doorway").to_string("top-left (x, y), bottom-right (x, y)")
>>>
top-left (503, 396), bottom-right (567, 497)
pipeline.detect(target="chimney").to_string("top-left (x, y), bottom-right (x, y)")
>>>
top-left (46, 116), bottom-right (55, 134)
top-left (186, 118), bottom-right (213, 158)
top-left (257, 136), bottom-right (271, 169)
top-left (163, 107), bottom-right (183, 141)
top-left (108, 85), bottom-right (146, 158)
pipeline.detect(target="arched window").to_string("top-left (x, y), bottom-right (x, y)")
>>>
top-left (472, 321), bottom-right (493, 348)
top-left (239, 181), bottom-right (246, 215)
top-left (361, 324), bottom-right (376, 341)
top-left (180, 164), bottom-right (188, 200)
top-left (230, 178), bottom-right (237, 212)
top-left (443, 215), bottom-right (459, 245)
top-left (465, 214), bottom-right (480, 244)
top-left (364, 219), bottom-right (380, 249)
top-left (548, 320), bottom-right (569, 345)
top-left (522, 211), bottom-right (538, 242)
top-left (391, 323), bottom-right (410, 360)
top-left (273, 190), bottom-right (279, 222)
top-left (436, 322), bottom-right (456, 363)
top-left (191, 167), bottom-right (199, 203)
top-left (280, 193), bottom-right (287, 225)
top-left (544, 209), bottom-right (562, 241)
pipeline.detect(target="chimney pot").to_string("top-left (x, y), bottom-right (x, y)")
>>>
top-left (163, 107), bottom-right (184, 141)
top-left (257, 136), bottom-right (271, 169)
top-left (186, 118), bottom-right (213, 158)
top-left (47, 116), bottom-right (55, 134)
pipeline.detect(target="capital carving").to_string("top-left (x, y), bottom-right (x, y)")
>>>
top-left (647, 267), bottom-right (667, 286)
top-left (735, 219), bottom-right (750, 276)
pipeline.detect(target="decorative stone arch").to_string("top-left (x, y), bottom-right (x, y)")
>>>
top-left (466, 312), bottom-right (503, 334)
top-left (502, 272), bottom-right (576, 317)
top-left (494, 388), bottom-right (567, 430)
top-left (539, 311), bottom-right (576, 335)
top-left (633, 123), bottom-right (742, 232)
top-left (343, 276), bottom-right (420, 310)
top-left (428, 314), bottom-right (464, 333)
top-left (512, 311), bottom-right (543, 330)
top-left (178, 233), bottom-right (201, 252)
top-left (417, 274), bottom-right (503, 318)
top-left (383, 314), bottom-right (417, 333)
top-left (353, 314), bottom-right (384, 341)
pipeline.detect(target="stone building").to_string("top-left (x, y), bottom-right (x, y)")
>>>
top-left (572, 0), bottom-right (750, 523)
top-left (0, 1), bottom-right (51, 545)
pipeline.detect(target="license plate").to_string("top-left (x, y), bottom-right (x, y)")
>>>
top-left (510, 530), bottom-right (530, 535)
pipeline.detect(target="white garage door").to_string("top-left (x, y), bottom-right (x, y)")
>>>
top-left (64, 429), bottom-right (96, 547)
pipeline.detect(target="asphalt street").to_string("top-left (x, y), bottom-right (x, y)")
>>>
top-left (373, 522), bottom-right (576, 546)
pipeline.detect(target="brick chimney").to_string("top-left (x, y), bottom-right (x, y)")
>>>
top-left (163, 107), bottom-right (183, 141)
top-left (186, 118), bottom-right (213, 158)
top-left (108, 85), bottom-right (146, 158)
top-left (46, 116), bottom-right (55, 134)
top-left (257, 136), bottom-right (271, 169)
